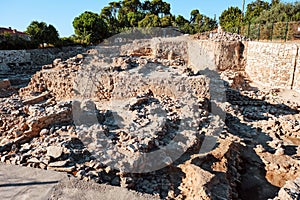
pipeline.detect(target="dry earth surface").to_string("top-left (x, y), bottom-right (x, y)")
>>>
top-left (0, 32), bottom-right (299, 200)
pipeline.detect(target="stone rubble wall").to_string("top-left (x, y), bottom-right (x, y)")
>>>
top-left (0, 50), bottom-right (31, 65)
top-left (20, 54), bottom-right (210, 102)
top-left (0, 46), bottom-right (85, 67)
top-left (245, 42), bottom-right (300, 91)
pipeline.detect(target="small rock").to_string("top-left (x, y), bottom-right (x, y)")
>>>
top-left (1, 155), bottom-right (9, 162)
top-left (46, 146), bottom-right (63, 159)
top-left (255, 145), bottom-right (265, 153)
top-left (53, 58), bottom-right (62, 66)
top-left (111, 176), bottom-right (120, 186)
top-left (105, 166), bottom-right (112, 174)
top-left (268, 163), bottom-right (279, 170)
top-left (40, 128), bottom-right (49, 136)
top-left (127, 144), bottom-right (137, 153)
top-left (275, 147), bottom-right (284, 156)
top-left (27, 157), bottom-right (40, 163)
top-left (48, 160), bottom-right (68, 167)
top-left (274, 177), bottom-right (300, 200)
top-left (0, 79), bottom-right (11, 89)
top-left (48, 166), bottom-right (75, 173)
top-left (76, 54), bottom-right (84, 59)
top-left (39, 163), bottom-right (47, 169)
top-left (75, 170), bottom-right (85, 178)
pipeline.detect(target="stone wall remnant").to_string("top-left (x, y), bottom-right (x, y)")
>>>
top-left (245, 42), bottom-right (300, 91)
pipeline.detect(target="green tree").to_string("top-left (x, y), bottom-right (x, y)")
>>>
top-left (174, 15), bottom-right (191, 33)
top-left (198, 16), bottom-right (218, 32)
top-left (142, 0), bottom-right (151, 13)
top-left (73, 11), bottom-right (108, 44)
top-left (122, 0), bottom-right (142, 13)
top-left (175, 15), bottom-right (189, 27)
top-left (255, 1), bottom-right (300, 23)
top-left (138, 14), bottom-right (161, 27)
top-left (150, 0), bottom-right (171, 17)
top-left (219, 7), bottom-right (243, 30)
top-left (160, 15), bottom-right (174, 27)
top-left (46, 25), bottom-right (60, 45)
top-left (101, 2), bottom-right (121, 34)
top-left (190, 9), bottom-right (200, 23)
top-left (26, 21), bottom-right (59, 47)
top-left (245, 0), bottom-right (270, 23)
top-left (127, 11), bottom-right (145, 27)
top-left (117, 8), bottom-right (130, 28)
top-left (271, 0), bottom-right (280, 7)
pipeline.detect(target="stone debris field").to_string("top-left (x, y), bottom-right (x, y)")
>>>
top-left (0, 30), bottom-right (299, 200)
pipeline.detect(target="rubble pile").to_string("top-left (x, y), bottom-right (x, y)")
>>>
top-left (209, 32), bottom-right (250, 42)
top-left (0, 36), bottom-right (299, 200)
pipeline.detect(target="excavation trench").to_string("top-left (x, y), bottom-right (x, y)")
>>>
top-left (1, 35), bottom-right (300, 199)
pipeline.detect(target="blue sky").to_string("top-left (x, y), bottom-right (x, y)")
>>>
top-left (0, 0), bottom-right (296, 37)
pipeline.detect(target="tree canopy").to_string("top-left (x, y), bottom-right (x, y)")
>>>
top-left (138, 14), bottom-right (161, 27)
top-left (219, 7), bottom-right (243, 30)
top-left (25, 21), bottom-right (59, 47)
top-left (219, 0), bottom-right (300, 29)
top-left (245, 0), bottom-right (270, 23)
top-left (73, 11), bottom-right (108, 44)
top-left (97, 0), bottom-right (217, 37)
top-left (6, 0), bottom-right (300, 49)
top-left (255, 1), bottom-right (300, 24)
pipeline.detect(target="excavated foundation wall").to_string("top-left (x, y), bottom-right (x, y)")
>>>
top-left (0, 46), bottom-right (85, 67)
top-left (20, 38), bottom-right (243, 100)
top-left (189, 40), bottom-right (245, 72)
top-left (121, 37), bottom-right (245, 72)
top-left (3, 38), bottom-right (300, 93)
top-left (245, 42), bottom-right (300, 91)
top-left (192, 40), bottom-right (300, 92)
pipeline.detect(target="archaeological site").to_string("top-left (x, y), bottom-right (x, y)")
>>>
top-left (0, 29), bottom-right (300, 200)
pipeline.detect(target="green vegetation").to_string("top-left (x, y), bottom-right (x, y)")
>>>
top-left (72, 0), bottom-right (217, 42)
top-left (1, 0), bottom-right (300, 49)
top-left (219, 0), bottom-right (300, 40)
top-left (71, 0), bottom-right (300, 45)
top-left (25, 21), bottom-right (59, 47)
top-left (255, 1), bottom-right (300, 24)
top-left (219, 0), bottom-right (300, 27)
top-left (73, 11), bottom-right (109, 44)
top-left (245, 0), bottom-right (270, 23)
top-left (219, 7), bottom-right (243, 30)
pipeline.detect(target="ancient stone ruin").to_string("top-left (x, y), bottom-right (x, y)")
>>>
top-left (0, 30), bottom-right (299, 200)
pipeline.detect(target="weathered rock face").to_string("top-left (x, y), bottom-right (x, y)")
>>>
top-left (0, 47), bottom-right (85, 66)
top-left (0, 50), bottom-right (31, 66)
top-left (194, 31), bottom-right (250, 42)
top-left (273, 177), bottom-right (300, 200)
top-left (0, 34), bottom-right (300, 200)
